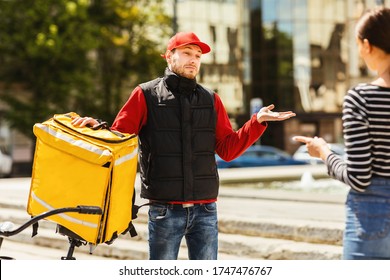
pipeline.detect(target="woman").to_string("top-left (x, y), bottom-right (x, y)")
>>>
top-left (293, 7), bottom-right (390, 260)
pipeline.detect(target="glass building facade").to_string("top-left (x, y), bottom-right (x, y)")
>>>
top-left (168, 0), bottom-right (389, 152)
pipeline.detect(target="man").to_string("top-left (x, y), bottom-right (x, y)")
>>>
top-left (72, 31), bottom-right (296, 260)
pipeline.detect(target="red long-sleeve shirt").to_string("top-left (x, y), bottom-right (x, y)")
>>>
top-left (111, 86), bottom-right (268, 161)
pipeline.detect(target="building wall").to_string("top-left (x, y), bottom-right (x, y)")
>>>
top-left (167, 0), bottom-right (389, 153)
top-left (0, 85), bottom-right (34, 176)
top-left (165, 0), bottom-right (244, 114)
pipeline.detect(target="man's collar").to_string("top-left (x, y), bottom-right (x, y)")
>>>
top-left (163, 68), bottom-right (197, 94)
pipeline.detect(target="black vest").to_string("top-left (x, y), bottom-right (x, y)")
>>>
top-left (138, 69), bottom-right (219, 201)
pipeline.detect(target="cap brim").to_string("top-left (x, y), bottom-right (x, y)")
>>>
top-left (179, 41), bottom-right (211, 54)
top-left (161, 41), bottom-right (211, 59)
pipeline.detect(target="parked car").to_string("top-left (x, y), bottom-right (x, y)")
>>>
top-left (215, 145), bottom-right (308, 168)
top-left (293, 143), bottom-right (346, 165)
top-left (0, 146), bottom-right (13, 177)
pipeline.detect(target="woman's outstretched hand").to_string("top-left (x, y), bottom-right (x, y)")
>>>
top-left (292, 135), bottom-right (332, 161)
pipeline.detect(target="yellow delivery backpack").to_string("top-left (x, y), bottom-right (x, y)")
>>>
top-left (27, 112), bottom-right (138, 245)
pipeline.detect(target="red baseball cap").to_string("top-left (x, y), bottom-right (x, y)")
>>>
top-left (161, 32), bottom-right (211, 58)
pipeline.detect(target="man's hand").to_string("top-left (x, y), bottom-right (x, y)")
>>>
top-left (256, 104), bottom-right (296, 123)
top-left (71, 116), bottom-right (99, 128)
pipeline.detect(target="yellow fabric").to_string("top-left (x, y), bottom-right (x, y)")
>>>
top-left (27, 112), bottom-right (138, 244)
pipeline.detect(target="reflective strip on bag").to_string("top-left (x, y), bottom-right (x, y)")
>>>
top-left (114, 147), bottom-right (138, 166)
top-left (31, 192), bottom-right (99, 229)
top-left (34, 123), bottom-right (112, 165)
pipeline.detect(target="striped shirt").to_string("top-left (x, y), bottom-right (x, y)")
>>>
top-left (326, 83), bottom-right (390, 192)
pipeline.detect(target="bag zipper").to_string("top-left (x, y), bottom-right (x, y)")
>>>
top-left (52, 115), bottom-right (136, 144)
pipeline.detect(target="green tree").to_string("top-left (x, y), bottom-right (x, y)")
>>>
top-left (0, 0), bottom-right (171, 139)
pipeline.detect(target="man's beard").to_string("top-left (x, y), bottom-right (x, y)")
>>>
top-left (171, 61), bottom-right (197, 79)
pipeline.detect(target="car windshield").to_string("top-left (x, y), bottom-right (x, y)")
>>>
top-left (246, 150), bottom-right (282, 159)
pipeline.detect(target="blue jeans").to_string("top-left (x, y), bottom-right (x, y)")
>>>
top-left (343, 177), bottom-right (390, 259)
top-left (148, 202), bottom-right (218, 260)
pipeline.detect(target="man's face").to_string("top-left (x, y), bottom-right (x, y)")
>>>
top-left (167, 44), bottom-right (202, 79)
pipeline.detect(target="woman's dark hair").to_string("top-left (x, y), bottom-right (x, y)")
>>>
top-left (356, 7), bottom-right (390, 53)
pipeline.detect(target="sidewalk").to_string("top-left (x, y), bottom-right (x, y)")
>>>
top-left (217, 164), bottom-right (330, 184)
top-left (0, 166), bottom-right (347, 260)
top-left (0, 169), bottom-right (347, 226)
